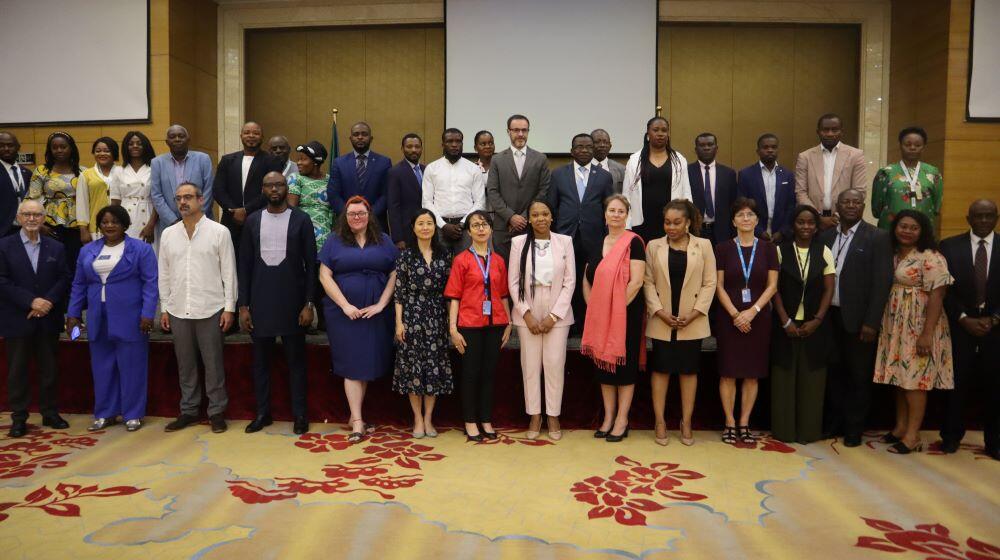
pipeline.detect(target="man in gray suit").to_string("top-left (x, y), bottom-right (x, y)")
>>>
top-left (591, 129), bottom-right (625, 193)
top-left (486, 114), bottom-right (551, 261)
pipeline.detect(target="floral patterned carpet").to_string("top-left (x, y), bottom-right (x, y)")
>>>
top-left (0, 415), bottom-right (997, 559)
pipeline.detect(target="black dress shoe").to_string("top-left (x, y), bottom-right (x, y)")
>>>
top-left (8, 420), bottom-right (27, 438)
top-left (209, 414), bottom-right (227, 434)
top-left (482, 431), bottom-right (499, 440)
top-left (606, 426), bottom-right (630, 443)
top-left (245, 416), bottom-right (273, 433)
top-left (464, 430), bottom-right (483, 442)
top-left (164, 414), bottom-right (198, 432)
top-left (940, 440), bottom-right (960, 454)
top-left (594, 429), bottom-right (610, 438)
top-left (293, 417), bottom-right (309, 435)
top-left (42, 414), bottom-right (69, 429)
top-left (987, 448), bottom-right (1000, 461)
top-left (842, 434), bottom-right (862, 448)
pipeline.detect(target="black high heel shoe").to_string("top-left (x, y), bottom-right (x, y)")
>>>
top-left (606, 425), bottom-right (630, 443)
top-left (594, 429), bottom-right (610, 438)
top-left (464, 429), bottom-right (483, 442)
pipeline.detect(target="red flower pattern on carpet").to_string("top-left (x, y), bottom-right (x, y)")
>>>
top-left (474, 428), bottom-right (555, 446)
top-left (732, 433), bottom-right (796, 453)
top-left (0, 425), bottom-right (106, 479)
top-left (0, 482), bottom-right (145, 523)
top-left (855, 517), bottom-right (1000, 559)
top-left (570, 456), bottom-right (707, 527)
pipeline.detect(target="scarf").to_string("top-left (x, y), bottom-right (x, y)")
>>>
top-left (581, 231), bottom-right (642, 372)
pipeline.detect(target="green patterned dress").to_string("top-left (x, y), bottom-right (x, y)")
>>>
top-left (289, 174), bottom-right (333, 252)
top-left (871, 161), bottom-right (943, 230)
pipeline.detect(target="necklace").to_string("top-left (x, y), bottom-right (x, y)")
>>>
top-left (533, 239), bottom-right (550, 257)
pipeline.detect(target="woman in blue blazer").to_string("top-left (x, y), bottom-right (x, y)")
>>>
top-left (67, 205), bottom-right (158, 432)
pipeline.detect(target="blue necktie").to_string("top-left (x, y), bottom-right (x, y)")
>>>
top-left (356, 154), bottom-right (368, 188)
top-left (703, 165), bottom-right (715, 219)
top-left (413, 164), bottom-right (423, 184)
top-left (576, 166), bottom-right (587, 200)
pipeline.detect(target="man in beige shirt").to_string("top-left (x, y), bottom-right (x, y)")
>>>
top-left (795, 113), bottom-right (867, 230)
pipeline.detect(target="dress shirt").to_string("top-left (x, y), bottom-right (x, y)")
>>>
top-left (282, 160), bottom-right (299, 181)
top-left (760, 161), bottom-right (777, 228)
top-left (830, 219), bottom-right (861, 307)
top-left (19, 229), bottom-right (40, 273)
top-left (2, 159), bottom-right (25, 194)
top-left (592, 158), bottom-right (611, 172)
top-left (513, 147), bottom-right (527, 178)
top-left (261, 208), bottom-right (291, 266)
top-left (158, 215), bottom-right (238, 318)
top-left (821, 142), bottom-right (841, 211)
top-left (171, 153), bottom-right (189, 185)
top-left (701, 161), bottom-right (717, 224)
top-left (241, 155), bottom-right (253, 191)
top-left (971, 230), bottom-right (994, 272)
top-left (422, 156), bottom-right (485, 227)
top-left (575, 162), bottom-right (592, 200)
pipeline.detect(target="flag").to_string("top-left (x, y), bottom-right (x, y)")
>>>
top-left (330, 114), bottom-right (340, 159)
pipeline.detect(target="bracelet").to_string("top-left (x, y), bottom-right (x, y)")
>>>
top-left (753, 304), bottom-right (762, 313)
top-left (783, 318), bottom-right (793, 328)
top-left (548, 312), bottom-right (558, 322)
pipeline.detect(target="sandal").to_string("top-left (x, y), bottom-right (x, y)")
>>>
top-left (721, 426), bottom-right (737, 444)
top-left (887, 440), bottom-right (923, 454)
top-left (879, 433), bottom-right (902, 444)
top-left (737, 426), bottom-right (756, 444)
top-left (347, 419), bottom-right (365, 443)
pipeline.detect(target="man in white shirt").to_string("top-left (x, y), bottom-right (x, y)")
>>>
top-left (268, 135), bottom-right (300, 184)
top-left (159, 183), bottom-right (238, 434)
top-left (422, 128), bottom-right (485, 254)
top-left (0, 131), bottom-right (31, 238)
top-left (590, 129), bottom-right (625, 193)
top-left (794, 113), bottom-right (867, 230)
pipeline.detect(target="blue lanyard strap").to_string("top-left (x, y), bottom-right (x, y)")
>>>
top-left (469, 248), bottom-right (491, 296)
top-left (735, 238), bottom-right (758, 289)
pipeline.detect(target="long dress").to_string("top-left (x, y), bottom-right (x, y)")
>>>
top-left (391, 248), bottom-right (454, 396)
top-left (714, 237), bottom-right (779, 378)
top-left (110, 164), bottom-right (156, 250)
top-left (585, 235), bottom-right (646, 385)
top-left (873, 249), bottom-right (954, 390)
top-left (289, 174), bottom-right (333, 253)
top-left (319, 232), bottom-right (399, 380)
top-left (633, 162), bottom-right (670, 243)
top-left (871, 162), bottom-right (943, 230)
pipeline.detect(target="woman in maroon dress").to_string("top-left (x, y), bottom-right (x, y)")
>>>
top-left (714, 197), bottom-right (779, 444)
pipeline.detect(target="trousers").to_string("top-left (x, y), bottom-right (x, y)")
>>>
top-left (170, 310), bottom-right (228, 416)
top-left (458, 325), bottom-right (504, 423)
top-left (516, 286), bottom-right (569, 416)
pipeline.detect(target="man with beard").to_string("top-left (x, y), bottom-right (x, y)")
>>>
top-left (268, 135), bottom-right (299, 184)
top-left (213, 121), bottom-right (284, 254)
top-left (387, 133), bottom-right (426, 248)
top-left (238, 171), bottom-right (316, 435)
top-left (0, 132), bottom-right (31, 237)
top-left (327, 121), bottom-right (393, 231)
top-left (738, 133), bottom-right (796, 244)
top-left (422, 128), bottom-right (484, 254)
top-left (688, 132), bottom-right (737, 245)
top-left (150, 124), bottom-right (214, 233)
top-left (795, 113), bottom-right (867, 230)
top-left (590, 129), bottom-right (625, 193)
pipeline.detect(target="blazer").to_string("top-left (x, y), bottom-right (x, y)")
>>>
top-left (486, 147), bottom-right (551, 231)
top-left (548, 163), bottom-right (614, 249)
top-left (0, 233), bottom-right (71, 337)
top-left (819, 220), bottom-right (892, 332)
top-left (149, 151), bottom-right (214, 229)
top-left (386, 160), bottom-right (425, 244)
top-left (594, 158), bottom-right (626, 193)
top-left (68, 236), bottom-right (158, 342)
top-left (795, 143), bottom-right (867, 211)
top-left (327, 151), bottom-right (393, 222)
top-left (212, 151), bottom-right (284, 219)
top-left (507, 232), bottom-right (575, 327)
top-left (1, 163), bottom-right (31, 237)
top-left (737, 162), bottom-right (796, 239)
top-left (689, 162), bottom-right (738, 244)
top-left (623, 150), bottom-right (693, 228)
top-left (643, 235), bottom-right (717, 340)
top-left (941, 232), bottom-right (1000, 330)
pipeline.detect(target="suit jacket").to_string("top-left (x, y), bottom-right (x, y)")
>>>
top-left (0, 163), bottom-right (31, 237)
top-left (689, 162), bottom-right (738, 244)
top-left (327, 151), bottom-right (393, 227)
top-left (213, 151), bottom-right (284, 223)
top-left (0, 233), bottom-right (71, 337)
top-left (386, 160), bottom-right (425, 244)
top-left (737, 163), bottom-right (796, 239)
top-left (941, 231), bottom-right (1000, 336)
top-left (819, 220), bottom-right (892, 332)
top-left (67, 236), bottom-right (158, 342)
top-left (643, 235), bottom-right (717, 340)
top-left (594, 158), bottom-right (626, 193)
top-left (795, 143), bottom-right (867, 211)
top-left (507, 232), bottom-right (575, 327)
top-left (485, 147), bottom-right (551, 239)
top-left (149, 151), bottom-right (214, 229)
top-left (549, 163), bottom-right (614, 250)
top-left (622, 150), bottom-right (693, 228)
top-left (237, 207), bottom-right (317, 337)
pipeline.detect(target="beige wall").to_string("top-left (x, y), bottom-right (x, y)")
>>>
top-left (169, 0), bottom-right (219, 161)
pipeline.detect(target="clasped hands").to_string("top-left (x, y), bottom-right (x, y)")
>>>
top-left (28, 297), bottom-right (53, 319)
top-left (731, 307), bottom-right (758, 334)
top-left (656, 309), bottom-right (701, 329)
top-left (341, 302), bottom-right (386, 320)
top-left (523, 311), bottom-right (556, 335)
top-left (782, 318), bottom-right (821, 338)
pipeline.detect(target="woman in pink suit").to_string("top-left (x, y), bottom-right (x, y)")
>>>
top-left (508, 200), bottom-right (576, 440)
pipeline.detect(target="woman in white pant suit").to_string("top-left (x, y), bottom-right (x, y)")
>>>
top-left (508, 200), bottom-right (576, 440)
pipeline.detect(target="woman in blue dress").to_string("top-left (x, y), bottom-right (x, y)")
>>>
top-left (319, 195), bottom-right (399, 442)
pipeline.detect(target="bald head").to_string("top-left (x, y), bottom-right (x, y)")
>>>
top-left (835, 188), bottom-right (866, 228)
top-left (350, 122), bottom-right (373, 154)
top-left (262, 171), bottom-right (289, 209)
top-left (968, 198), bottom-right (999, 238)
top-left (16, 199), bottom-right (44, 233)
top-left (166, 125), bottom-right (190, 156)
top-left (267, 135), bottom-right (291, 163)
top-left (0, 131), bottom-right (21, 164)
top-left (240, 121), bottom-right (263, 153)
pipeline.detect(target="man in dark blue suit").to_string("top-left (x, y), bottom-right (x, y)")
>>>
top-left (0, 132), bottom-right (32, 238)
top-left (386, 133), bottom-right (425, 248)
top-left (549, 133), bottom-right (614, 332)
top-left (0, 200), bottom-right (72, 437)
top-left (688, 133), bottom-right (737, 244)
top-left (327, 122), bottom-right (393, 232)
top-left (738, 133), bottom-right (796, 245)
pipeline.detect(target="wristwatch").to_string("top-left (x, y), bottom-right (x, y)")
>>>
top-left (753, 304), bottom-right (762, 313)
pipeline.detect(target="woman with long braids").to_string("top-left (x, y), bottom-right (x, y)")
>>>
top-left (623, 116), bottom-right (693, 243)
top-left (508, 200), bottom-right (576, 440)
top-left (28, 132), bottom-right (85, 268)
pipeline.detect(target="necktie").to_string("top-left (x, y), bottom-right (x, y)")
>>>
top-left (975, 239), bottom-right (988, 307)
top-left (595, 161), bottom-right (604, 171)
top-left (576, 166), bottom-right (588, 200)
top-left (356, 154), bottom-right (368, 187)
top-left (413, 164), bottom-right (423, 184)
top-left (9, 165), bottom-right (23, 195)
top-left (514, 150), bottom-right (525, 178)
top-left (703, 165), bottom-right (715, 219)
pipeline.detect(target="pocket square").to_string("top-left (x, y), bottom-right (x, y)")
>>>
top-left (781, 181), bottom-right (789, 185)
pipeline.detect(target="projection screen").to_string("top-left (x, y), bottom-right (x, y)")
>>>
top-left (446, 0), bottom-right (657, 154)
top-left (0, 0), bottom-right (150, 125)
top-left (968, 0), bottom-right (1000, 120)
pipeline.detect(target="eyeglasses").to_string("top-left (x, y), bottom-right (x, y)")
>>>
top-left (508, 128), bottom-right (529, 134)
top-left (175, 194), bottom-right (198, 202)
top-left (469, 222), bottom-right (490, 230)
top-left (346, 211), bottom-right (369, 218)
top-left (17, 212), bottom-right (44, 219)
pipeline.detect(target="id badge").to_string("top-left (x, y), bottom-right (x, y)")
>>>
top-left (482, 300), bottom-right (492, 316)
top-left (741, 289), bottom-right (752, 304)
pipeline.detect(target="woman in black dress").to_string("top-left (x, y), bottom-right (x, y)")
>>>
top-left (393, 209), bottom-right (453, 438)
top-left (622, 116), bottom-right (694, 243)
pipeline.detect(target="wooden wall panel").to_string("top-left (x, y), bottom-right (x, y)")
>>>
top-left (731, 27), bottom-right (796, 167)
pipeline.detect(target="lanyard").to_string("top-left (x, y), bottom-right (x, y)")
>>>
top-left (833, 229), bottom-right (853, 270)
top-left (735, 238), bottom-right (758, 289)
top-left (470, 247), bottom-right (491, 298)
top-left (899, 161), bottom-right (923, 202)
top-left (795, 245), bottom-right (811, 281)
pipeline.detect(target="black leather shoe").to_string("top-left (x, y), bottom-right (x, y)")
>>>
top-left (293, 417), bottom-right (309, 435)
top-left (42, 414), bottom-right (69, 429)
top-left (987, 448), bottom-right (1000, 461)
top-left (594, 429), bottom-right (610, 438)
top-left (842, 434), bottom-right (862, 448)
top-left (209, 414), bottom-right (227, 433)
top-left (245, 415), bottom-right (273, 433)
top-left (606, 426), bottom-right (630, 443)
top-left (8, 419), bottom-right (27, 438)
top-left (940, 440), bottom-right (960, 454)
top-left (164, 414), bottom-right (198, 432)
top-left (482, 431), bottom-right (499, 440)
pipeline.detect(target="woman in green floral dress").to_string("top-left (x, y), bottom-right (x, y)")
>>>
top-left (289, 141), bottom-right (333, 329)
top-left (871, 127), bottom-right (943, 231)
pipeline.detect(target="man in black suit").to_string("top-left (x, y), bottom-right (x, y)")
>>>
top-left (0, 200), bottom-right (72, 437)
top-left (939, 199), bottom-right (999, 460)
top-left (819, 188), bottom-right (893, 447)
top-left (387, 133), bottom-right (425, 248)
top-left (0, 132), bottom-right (32, 238)
top-left (549, 133), bottom-right (614, 332)
top-left (213, 121), bottom-right (284, 254)
top-left (688, 133), bottom-right (737, 244)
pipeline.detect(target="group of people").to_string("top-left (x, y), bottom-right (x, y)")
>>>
top-left (0, 112), bottom-right (995, 460)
